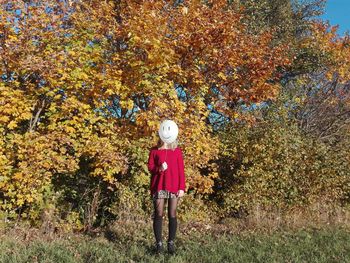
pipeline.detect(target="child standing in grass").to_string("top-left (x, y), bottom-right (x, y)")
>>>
top-left (147, 120), bottom-right (186, 255)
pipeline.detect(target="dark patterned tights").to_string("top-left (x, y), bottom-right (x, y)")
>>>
top-left (153, 198), bottom-right (178, 243)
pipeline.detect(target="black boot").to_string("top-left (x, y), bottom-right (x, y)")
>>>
top-left (168, 216), bottom-right (177, 254)
top-left (167, 240), bottom-right (175, 254)
top-left (153, 215), bottom-right (163, 254)
top-left (155, 241), bottom-right (163, 254)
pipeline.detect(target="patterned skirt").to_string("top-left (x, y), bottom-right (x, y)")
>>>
top-left (152, 190), bottom-right (177, 200)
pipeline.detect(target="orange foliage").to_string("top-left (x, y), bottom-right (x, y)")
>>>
top-left (0, 0), bottom-right (291, 215)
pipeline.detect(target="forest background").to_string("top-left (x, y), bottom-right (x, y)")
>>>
top-left (0, 0), bottom-right (350, 240)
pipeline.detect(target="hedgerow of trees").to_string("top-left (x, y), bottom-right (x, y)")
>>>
top-left (0, 0), bottom-right (349, 229)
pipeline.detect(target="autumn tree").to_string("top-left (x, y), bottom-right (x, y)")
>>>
top-left (211, 20), bottom-right (350, 216)
top-left (286, 22), bottom-right (350, 144)
top-left (0, 0), bottom-right (291, 224)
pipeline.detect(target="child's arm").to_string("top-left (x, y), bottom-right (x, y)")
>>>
top-left (178, 148), bottom-right (186, 191)
top-left (147, 149), bottom-right (159, 175)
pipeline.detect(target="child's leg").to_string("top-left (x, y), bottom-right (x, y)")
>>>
top-left (167, 197), bottom-right (178, 241)
top-left (153, 198), bottom-right (165, 243)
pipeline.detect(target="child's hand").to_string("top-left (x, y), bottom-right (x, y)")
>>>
top-left (177, 190), bottom-right (184, 197)
top-left (160, 162), bottom-right (168, 171)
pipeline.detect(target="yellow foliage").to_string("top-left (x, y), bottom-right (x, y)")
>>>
top-left (0, 0), bottom-right (296, 223)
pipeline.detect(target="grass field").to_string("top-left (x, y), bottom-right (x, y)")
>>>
top-left (0, 226), bottom-right (349, 263)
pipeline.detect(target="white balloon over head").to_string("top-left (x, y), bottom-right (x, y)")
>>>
top-left (158, 120), bottom-right (179, 144)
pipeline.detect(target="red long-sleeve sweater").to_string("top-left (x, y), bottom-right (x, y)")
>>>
top-left (148, 146), bottom-right (186, 195)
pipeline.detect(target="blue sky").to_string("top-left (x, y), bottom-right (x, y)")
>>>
top-left (321, 0), bottom-right (350, 35)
